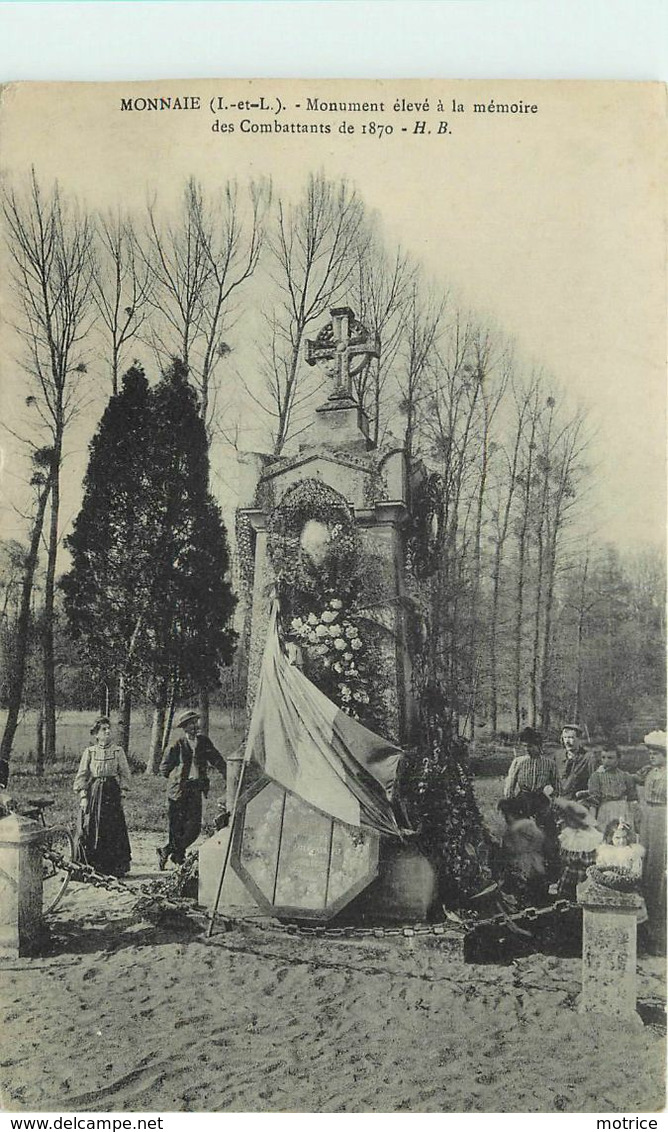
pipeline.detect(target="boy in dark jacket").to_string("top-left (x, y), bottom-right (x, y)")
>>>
top-left (157, 708), bottom-right (227, 868)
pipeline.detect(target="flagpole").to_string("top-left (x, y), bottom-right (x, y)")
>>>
top-left (205, 750), bottom-right (249, 939)
top-left (206, 599), bottom-right (278, 938)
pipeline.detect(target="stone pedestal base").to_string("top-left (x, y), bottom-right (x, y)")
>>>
top-left (577, 875), bottom-right (644, 1027)
top-left (345, 840), bottom-right (437, 924)
top-left (313, 398), bottom-right (369, 450)
top-left (0, 813), bottom-right (45, 959)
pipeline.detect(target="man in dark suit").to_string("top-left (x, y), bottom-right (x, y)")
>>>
top-left (560, 723), bottom-right (597, 799)
top-left (157, 708), bottom-right (227, 869)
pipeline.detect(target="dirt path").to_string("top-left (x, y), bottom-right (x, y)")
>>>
top-left (1, 837), bottom-right (665, 1113)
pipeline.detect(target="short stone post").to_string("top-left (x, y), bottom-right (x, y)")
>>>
top-left (0, 812), bottom-right (46, 958)
top-left (577, 874), bottom-right (644, 1027)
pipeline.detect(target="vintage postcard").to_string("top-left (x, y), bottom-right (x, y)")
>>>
top-left (0, 79), bottom-right (665, 1115)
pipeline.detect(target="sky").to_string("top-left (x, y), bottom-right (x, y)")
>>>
top-left (0, 78), bottom-right (665, 554)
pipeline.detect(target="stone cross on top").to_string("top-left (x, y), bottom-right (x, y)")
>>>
top-left (305, 307), bottom-right (380, 403)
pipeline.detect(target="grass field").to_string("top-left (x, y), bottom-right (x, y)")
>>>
top-left (2, 712), bottom-right (508, 845)
top-left (0, 709), bottom-right (647, 845)
top-left (1, 708), bottom-right (245, 835)
top-left (0, 707), bottom-right (245, 765)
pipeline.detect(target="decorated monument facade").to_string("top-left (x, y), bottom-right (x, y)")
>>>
top-left (200, 307), bottom-right (434, 923)
top-left (239, 306), bottom-right (418, 744)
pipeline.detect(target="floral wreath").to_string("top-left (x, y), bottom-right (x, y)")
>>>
top-left (587, 865), bottom-right (640, 893)
top-left (267, 478), bottom-right (361, 614)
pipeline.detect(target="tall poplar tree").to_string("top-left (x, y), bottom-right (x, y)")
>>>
top-left (3, 171), bottom-right (96, 764)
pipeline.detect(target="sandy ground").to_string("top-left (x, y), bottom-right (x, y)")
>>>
top-left (1, 835), bottom-right (665, 1114)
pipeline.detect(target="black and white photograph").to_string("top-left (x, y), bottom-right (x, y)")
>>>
top-left (0, 72), bottom-right (665, 1114)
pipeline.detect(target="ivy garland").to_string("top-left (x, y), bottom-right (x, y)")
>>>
top-left (396, 722), bottom-right (489, 907)
top-left (363, 452), bottom-right (389, 508)
top-left (254, 474), bottom-right (276, 515)
top-left (267, 478), bottom-right (361, 615)
top-left (235, 473), bottom-right (277, 604)
top-left (234, 511), bottom-right (255, 600)
top-left (407, 472), bottom-right (445, 580)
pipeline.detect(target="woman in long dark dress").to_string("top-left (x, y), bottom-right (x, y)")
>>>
top-left (637, 732), bottom-right (666, 953)
top-left (73, 716), bottom-right (132, 877)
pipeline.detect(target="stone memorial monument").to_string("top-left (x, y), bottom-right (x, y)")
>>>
top-left (200, 307), bottom-right (435, 923)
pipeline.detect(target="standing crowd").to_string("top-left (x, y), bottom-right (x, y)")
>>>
top-left (69, 709), bottom-right (665, 953)
top-left (498, 724), bottom-right (666, 952)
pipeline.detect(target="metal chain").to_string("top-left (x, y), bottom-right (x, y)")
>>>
top-left (45, 848), bottom-right (578, 940)
top-left (212, 914), bottom-right (463, 940)
top-left (44, 848), bottom-right (200, 916)
top-left (214, 898), bottom-right (577, 941)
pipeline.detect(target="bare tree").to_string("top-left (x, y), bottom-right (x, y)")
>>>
top-left (0, 449), bottom-right (53, 776)
top-left (628, 544), bottom-right (667, 642)
top-left (395, 274), bottom-right (446, 469)
top-left (568, 543), bottom-right (592, 725)
top-left (528, 395), bottom-right (556, 726)
top-left (92, 211), bottom-right (153, 395)
top-left (487, 372), bottom-right (537, 732)
top-left (192, 178), bottom-right (270, 429)
top-left (538, 408), bottom-right (590, 730)
top-left (143, 179), bottom-right (209, 376)
top-left (144, 176), bottom-right (270, 433)
top-left (415, 307), bottom-right (479, 725)
top-left (350, 234), bottom-right (414, 445)
top-left (2, 170), bottom-right (96, 764)
top-left (261, 173), bottom-right (368, 454)
top-left (140, 177), bottom-right (268, 736)
top-left (511, 380), bottom-right (542, 732)
top-left (460, 329), bottom-right (511, 737)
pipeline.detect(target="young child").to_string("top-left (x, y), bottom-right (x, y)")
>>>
top-left (587, 746), bottom-right (638, 831)
top-left (497, 795), bottom-right (548, 907)
top-left (554, 798), bottom-right (603, 900)
top-left (593, 819), bottom-right (647, 923)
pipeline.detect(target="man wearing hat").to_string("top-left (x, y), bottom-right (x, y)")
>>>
top-left (560, 723), bottom-right (597, 799)
top-left (504, 727), bottom-right (560, 800)
top-left (157, 708), bottom-right (228, 869)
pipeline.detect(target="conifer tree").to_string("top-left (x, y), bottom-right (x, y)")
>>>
top-left (62, 359), bottom-right (236, 764)
top-left (143, 358), bottom-right (236, 766)
top-left (62, 365), bottom-right (155, 750)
